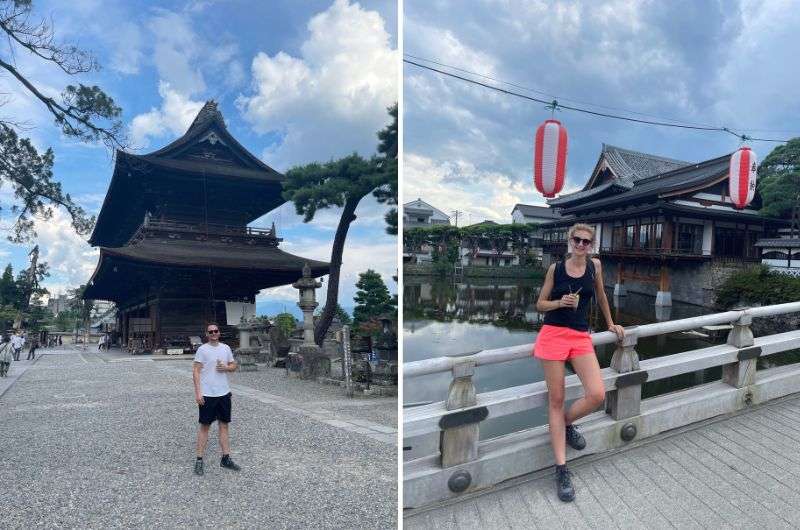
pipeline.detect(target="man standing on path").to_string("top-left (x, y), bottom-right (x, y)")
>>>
top-left (11, 332), bottom-right (23, 361)
top-left (26, 336), bottom-right (38, 360)
top-left (193, 323), bottom-right (240, 476)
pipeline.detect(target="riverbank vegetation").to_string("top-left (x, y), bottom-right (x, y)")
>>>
top-left (404, 222), bottom-right (545, 275)
top-left (715, 265), bottom-right (800, 309)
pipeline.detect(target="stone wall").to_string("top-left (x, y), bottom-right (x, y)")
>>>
top-left (601, 259), bottom-right (750, 308)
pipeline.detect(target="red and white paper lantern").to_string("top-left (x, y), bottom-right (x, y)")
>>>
top-left (728, 146), bottom-right (757, 209)
top-left (534, 119), bottom-right (568, 198)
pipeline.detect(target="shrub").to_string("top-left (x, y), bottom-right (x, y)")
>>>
top-left (715, 264), bottom-right (800, 309)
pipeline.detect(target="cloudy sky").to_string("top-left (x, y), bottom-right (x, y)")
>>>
top-left (404, 0), bottom-right (800, 225)
top-left (0, 0), bottom-right (397, 316)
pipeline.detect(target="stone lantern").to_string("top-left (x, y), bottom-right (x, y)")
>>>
top-left (290, 263), bottom-right (322, 379)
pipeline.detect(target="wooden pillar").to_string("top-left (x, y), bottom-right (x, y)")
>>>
top-left (658, 265), bottom-right (670, 291)
top-left (606, 328), bottom-right (642, 421)
top-left (662, 217), bottom-right (674, 251)
top-left (614, 261), bottom-right (626, 296)
top-left (440, 359), bottom-right (479, 468)
top-left (655, 264), bottom-right (672, 306)
top-left (151, 300), bottom-right (161, 350)
top-left (723, 311), bottom-right (756, 388)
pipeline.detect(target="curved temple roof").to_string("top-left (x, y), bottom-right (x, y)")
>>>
top-left (90, 101), bottom-right (286, 247)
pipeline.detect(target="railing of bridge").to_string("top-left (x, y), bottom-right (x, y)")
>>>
top-left (403, 301), bottom-right (800, 508)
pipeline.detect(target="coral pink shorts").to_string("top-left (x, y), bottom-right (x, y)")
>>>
top-left (533, 325), bottom-right (595, 361)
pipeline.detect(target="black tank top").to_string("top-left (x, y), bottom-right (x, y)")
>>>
top-left (542, 259), bottom-right (596, 332)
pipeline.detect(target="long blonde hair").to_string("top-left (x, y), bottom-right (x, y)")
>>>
top-left (566, 223), bottom-right (596, 258)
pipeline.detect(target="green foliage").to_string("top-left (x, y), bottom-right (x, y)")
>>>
top-left (715, 265), bottom-right (800, 309)
top-left (282, 104), bottom-right (397, 345)
top-left (0, 1), bottom-right (124, 241)
top-left (373, 104), bottom-right (398, 235)
top-left (353, 270), bottom-right (395, 334)
top-left (53, 308), bottom-right (78, 332)
top-left (404, 222), bottom-right (541, 270)
top-left (316, 303), bottom-right (352, 325)
top-left (26, 298), bottom-right (51, 332)
top-left (273, 312), bottom-right (298, 337)
top-left (757, 137), bottom-right (800, 219)
top-left (67, 284), bottom-right (95, 330)
top-left (0, 264), bottom-right (18, 306)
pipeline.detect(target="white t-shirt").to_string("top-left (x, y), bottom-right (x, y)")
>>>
top-left (11, 336), bottom-right (23, 349)
top-left (193, 342), bottom-right (234, 397)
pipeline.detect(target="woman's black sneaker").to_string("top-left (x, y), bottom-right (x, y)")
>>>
top-left (194, 459), bottom-right (204, 476)
top-left (565, 424), bottom-right (586, 450)
top-left (555, 465), bottom-right (575, 502)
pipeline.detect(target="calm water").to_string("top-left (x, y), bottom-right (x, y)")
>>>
top-left (403, 275), bottom-right (736, 457)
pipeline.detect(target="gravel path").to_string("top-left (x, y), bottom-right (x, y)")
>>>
top-left (0, 349), bottom-right (397, 529)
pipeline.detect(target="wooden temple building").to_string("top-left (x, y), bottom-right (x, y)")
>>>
top-left (538, 144), bottom-right (788, 308)
top-left (84, 101), bottom-right (328, 351)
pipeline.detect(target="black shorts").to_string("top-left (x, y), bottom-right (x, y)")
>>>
top-left (198, 392), bottom-right (232, 424)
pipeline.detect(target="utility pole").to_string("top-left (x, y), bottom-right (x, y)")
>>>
top-left (451, 210), bottom-right (463, 228)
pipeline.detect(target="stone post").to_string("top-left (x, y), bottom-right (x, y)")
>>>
top-left (606, 327), bottom-right (642, 420)
top-left (342, 325), bottom-right (354, 398)
top-left (234, 319), bottom-right (258, 371)
top-left (440, 359), bottom-right (479, 468)
top-left (292, 263), bottom-right (322, 379)
top-left (723, 310), bottom-right (756, 388)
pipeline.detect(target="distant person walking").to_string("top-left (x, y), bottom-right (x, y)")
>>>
top-left (11, 332), bottom-right (23, 361)
top-left (193, 323), bottom-right (240, 476)
top-left (534, 223), bottom-right (625, 502)
top-left (0, 334), bottom-right (12, 377)
top-left (26, 336), bottom-right (38, 361)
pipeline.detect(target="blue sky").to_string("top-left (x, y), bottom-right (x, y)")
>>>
top-left (404, 0), bottom-right (800, 225)
top-left (0, 0), bottom-right (398, 316)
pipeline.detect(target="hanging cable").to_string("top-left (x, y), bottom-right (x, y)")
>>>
top-left (403, 57), bottom-right (791, 143)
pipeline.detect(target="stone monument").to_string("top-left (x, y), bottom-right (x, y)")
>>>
top-left (290, 263), bottom-right (322, 379)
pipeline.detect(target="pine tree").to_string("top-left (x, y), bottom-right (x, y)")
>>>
top-left (283, 104), bottom-right (397, 345)
top-left (352, 270), bottom-right (394, 333)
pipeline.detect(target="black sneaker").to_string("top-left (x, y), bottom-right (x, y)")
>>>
top-left (556, 465), bottom-right (575, 502)
top-left (194, 459), bottom-right (204, 476)
top-left (220, 456), bottom-right (241, 471)
top-left (565, 424), bottom-right (586, 451)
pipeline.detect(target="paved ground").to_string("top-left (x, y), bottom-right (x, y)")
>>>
top-left (0, 348), bottom-right (397, 529)
top-left (405, 393), bottom-right (800, 529)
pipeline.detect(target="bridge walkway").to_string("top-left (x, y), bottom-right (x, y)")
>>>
top-left (406, 392), bottom-right (800, 529)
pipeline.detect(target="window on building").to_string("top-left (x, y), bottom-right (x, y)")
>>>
top-left (639, 223), bottom-right (651, 250)
top-left (714, 226), bottom-right (745, 257)
top-left (626, 224), bottom-right (636, 248)
top-left (654, 223), bottom-right (663, 249)
top-left (676, 223), bottom-right (703, 254)
top-left (612, 226), bottom-right (625, 250)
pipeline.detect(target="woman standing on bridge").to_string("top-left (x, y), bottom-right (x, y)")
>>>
top-left (534, 223), bottom-right (625, 502)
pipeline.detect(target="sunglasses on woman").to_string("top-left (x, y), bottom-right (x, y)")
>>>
top-left (571, 236), bottom-right (593, 247)
top-left (207, 329), bottom-right (220, 334)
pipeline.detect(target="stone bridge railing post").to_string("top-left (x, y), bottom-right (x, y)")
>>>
top-left (723, 311), bottom-right (756, 388)
top-left (440, 359), bottom-right (480, 469)
top-left (606, 328), bottom-right (643, 421)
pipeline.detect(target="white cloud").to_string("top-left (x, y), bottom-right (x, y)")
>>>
top-left (148, 9), bottom-right (207, 95)
top-left (108, 21), bottom-right (145, 75)
top-left (33, 209), bottom-right (98, 294)
top-left (404, 153), bottom-right (575, 225)
top-left (237, 0), bottom-right (398, 169)
top-left (129, 82), bottom-right (205, 149)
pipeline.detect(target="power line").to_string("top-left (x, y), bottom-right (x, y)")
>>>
top-left (404, 53), bottom-right (711, 129)
top-left (403, 57), bottom-right (792, 144)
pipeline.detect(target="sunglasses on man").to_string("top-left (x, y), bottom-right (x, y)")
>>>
top-left (207, 329), bottom-right (220, 335)
top-left (571, 236), bottom-right (593, 247)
